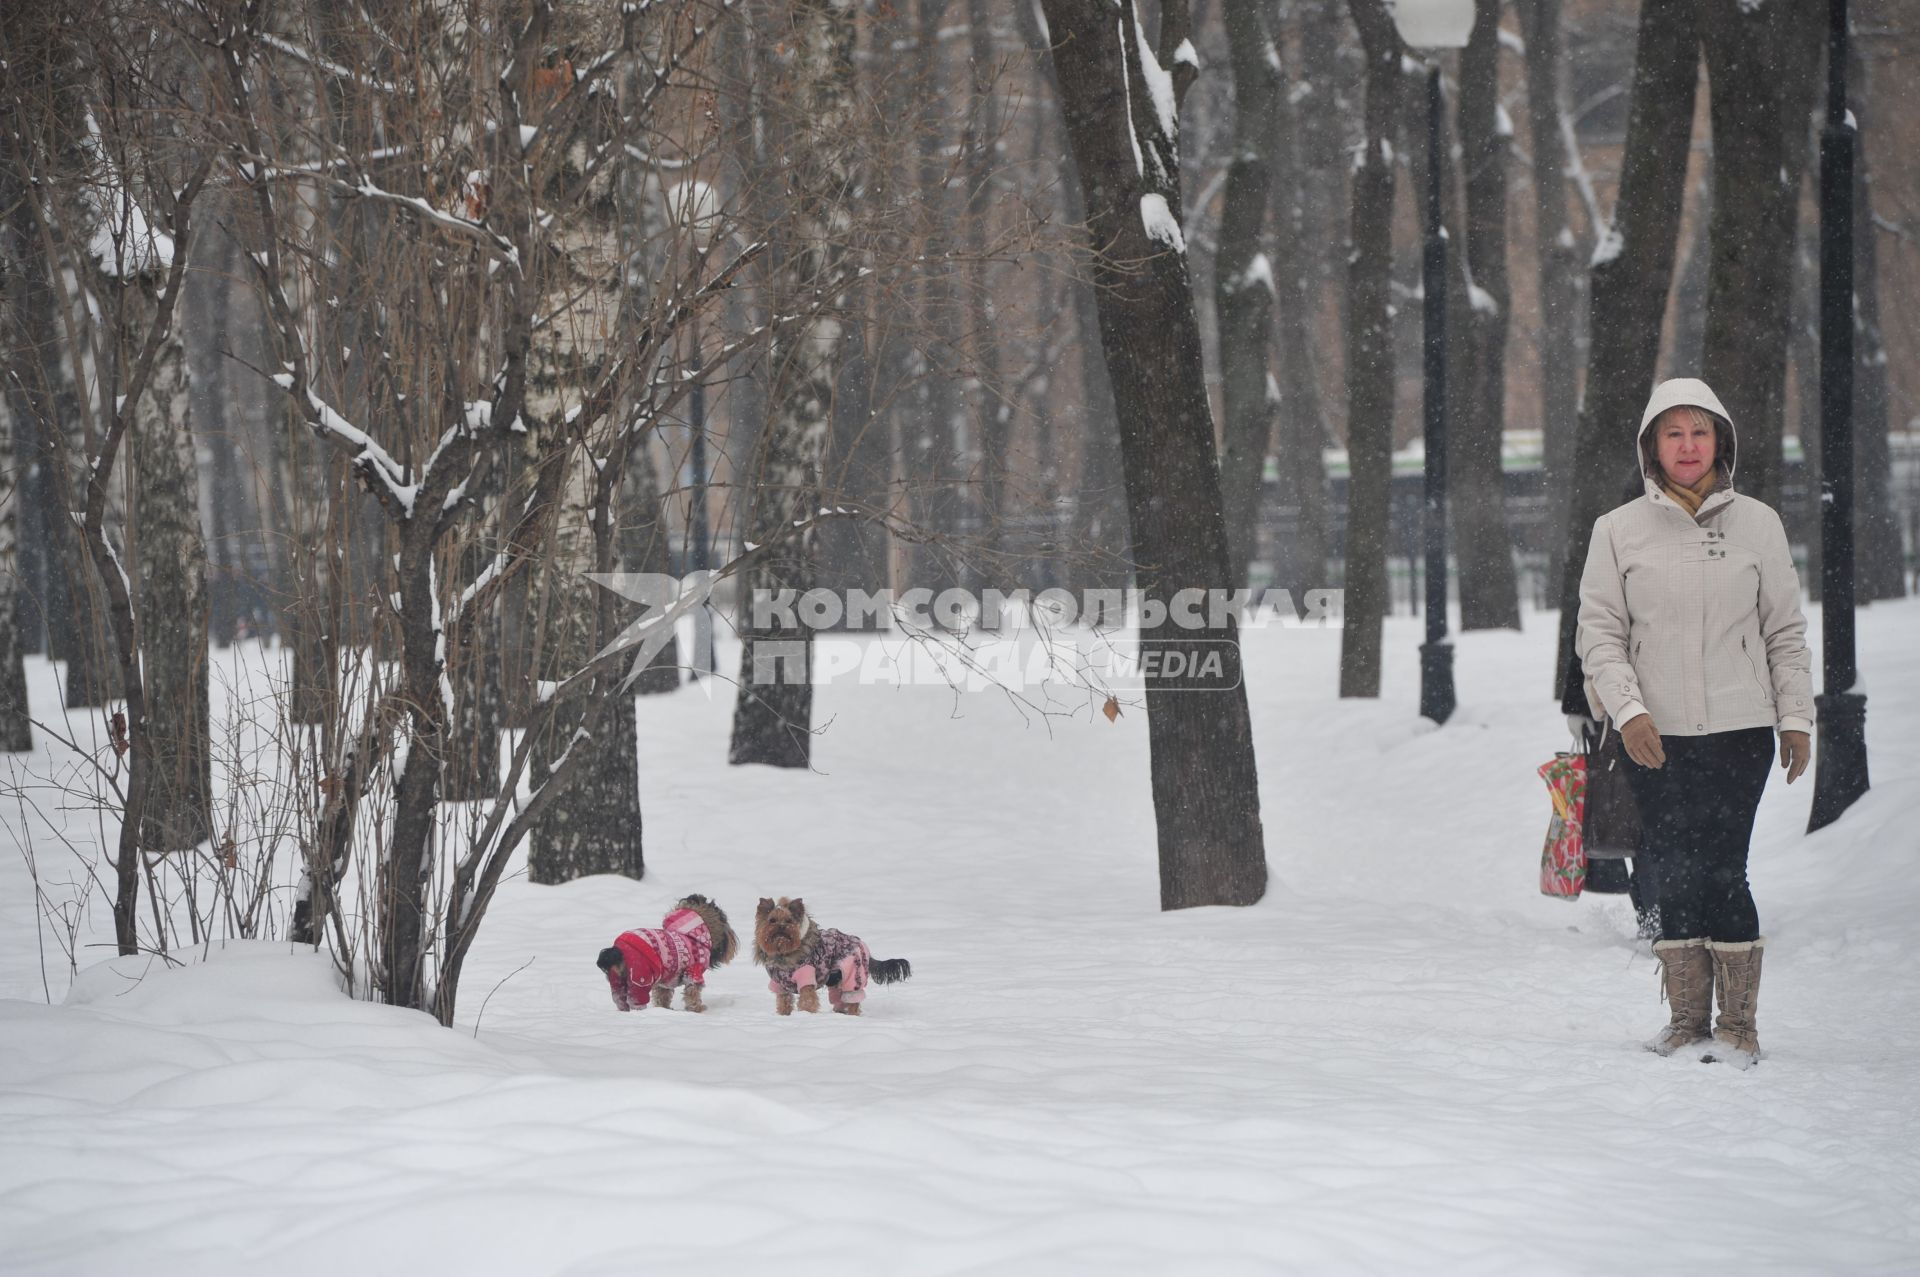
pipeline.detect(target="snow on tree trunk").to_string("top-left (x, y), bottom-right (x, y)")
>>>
top-left (130, 295), bottom-right (213, 852)
top-left (1037, 0), bottom-right (1268, 909)
top-left (1553, 0), bottom-right (1699, 709)
top-left (728, 0), bottom-right (860, 770)
top-left (1337, 0), bottom-right (1400, 700)
top-left (1452, 0), bottom-right (1520, 632)
top-left (1213, 0), bottom-right (1279, 593)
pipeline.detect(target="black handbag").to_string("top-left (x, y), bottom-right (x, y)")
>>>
top-left (1583, 721), bottom-right (1645, 860)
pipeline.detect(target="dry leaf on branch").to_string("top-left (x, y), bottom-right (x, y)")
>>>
top-left (1101, 696), bottom-right (1121, 723)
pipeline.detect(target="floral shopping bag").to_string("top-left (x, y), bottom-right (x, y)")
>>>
top-left (1537, 751), bottom-right (1588, 899)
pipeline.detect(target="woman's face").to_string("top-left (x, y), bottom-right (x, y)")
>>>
top-left (1655, 410), bottom-right (1716, 487)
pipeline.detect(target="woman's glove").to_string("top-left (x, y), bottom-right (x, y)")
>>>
top-left (1779, 729), bottom-right (1812, 784)
top-left (1620, 713), bottom-right (1666, 770)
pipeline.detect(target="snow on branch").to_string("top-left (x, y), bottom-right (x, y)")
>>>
top-left (80, 113), bottom-right (174, 279)
top-left (344, 179), bottom-right (521, 269)
top-left (267, 373), bottom-right (419, 515)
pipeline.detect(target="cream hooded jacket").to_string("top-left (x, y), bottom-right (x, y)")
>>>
top-left (1576, 378), bottom-right (1814, 737)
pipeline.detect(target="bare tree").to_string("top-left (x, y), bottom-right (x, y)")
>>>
top-left (200, 0), bottom-right (764, 1016)
top-left (1452, 0), bottom-right (1520, 631)
top-left (1036, 0), bottom-right (1268, 907)
top-left (0, 376), bottom-right (29, 751)
top-left (3, 5), bottom-right (214, 951)
top-left (1847, 51), bottom-right (1903, 602)
top-left (1516, 0), bottom-right (1584, 592)
top-left (1553, 0), bottom-right (1699, 708)
top-left (1337, 0), bottom-right (1399, 699)
top-left (0, 151), bottom-right (40, 752)
top-left (1214, 0), bottom-right (1280, 590)
top-left (1696, 0), bottom-right (1822, 513)
top-left (1267, 0), bottom-right (1341, 605)
top-left (728, 0), bottom-right (862, 769)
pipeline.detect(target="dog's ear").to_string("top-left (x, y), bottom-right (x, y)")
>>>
top-left (787, 897), bottom-right (805, 921)
top-left (757, 897), bottom-right (775, 917)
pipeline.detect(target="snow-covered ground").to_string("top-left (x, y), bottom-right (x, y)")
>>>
top-left (3, 600), bottom-right (1918, 1274)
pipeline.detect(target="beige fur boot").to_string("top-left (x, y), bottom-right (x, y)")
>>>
top-left (1701, 939), bottom-right (1764, 1069)
top-left (1646, 938), bottom-right (1714, 1056)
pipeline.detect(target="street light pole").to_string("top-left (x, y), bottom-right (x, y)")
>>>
top-left (1810, 0), bottom-right (1868, 831)
top-left (1418, 63), bottom-right (1456, 724)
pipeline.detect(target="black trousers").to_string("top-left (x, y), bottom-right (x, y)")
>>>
top-left (1623, 727), bottom-right (1774, 943)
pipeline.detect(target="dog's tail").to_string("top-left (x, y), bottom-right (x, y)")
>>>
top-left (869, 957), bottom-right (912, 985)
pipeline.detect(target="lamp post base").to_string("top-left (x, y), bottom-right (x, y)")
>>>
top-left (1420, 640), bottom-right (1455, 725)
top-left (1808, 690), bottom-right (1869, 833)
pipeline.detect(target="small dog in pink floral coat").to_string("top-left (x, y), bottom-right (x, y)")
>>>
top-left (752, 897), bottom-right (911, 1016)
top-left (596, 895), bottom-right (737, 1013)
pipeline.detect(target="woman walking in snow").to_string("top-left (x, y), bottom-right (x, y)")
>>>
top-left (1575, 378), bottom-right (1815, 1069)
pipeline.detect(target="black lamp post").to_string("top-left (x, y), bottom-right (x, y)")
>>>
top-left (1391, 0), bottom-right (1472, 724)
top-left (1810, 0), bottom-right (1868, 831)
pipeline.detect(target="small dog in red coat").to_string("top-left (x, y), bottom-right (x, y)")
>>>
top-left (752, 896), bottom-right (911, 1016)
top-left (597, 895), bottom-right (737, 1013)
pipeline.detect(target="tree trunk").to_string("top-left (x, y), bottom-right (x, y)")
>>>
top-left (0, 391), bottom-right (29, 750)
top-left (131, 301), bottom-right (213, 853)
top-left (195, 227), bottom-right (242, 649)
top-left (1666, 172), bottom-right (1711, 375)
top-left (522, 260), bottom-right (642, 877)
top-left (1038, 0), bottom-right (1268, 908)
top-left (442, 515), bottom-right (505, 803)
top-left (1213, 0), bottom-right (1279, 591)
top-left (908, 0), bottom-right (961, 598)
top-left (0, 176), bottom-right (40, 750)
top-left (1011, 0), bottom-right (1131, 598)
top-left (1453, 0), bottom-right (1520, 631)
top-left (1553, 0), bottom-right (1699, 710)
top-left (1849, 61), bottom-right (1902, 602)
top-left (966, 0), bottom-right (1009, 580)
top-left (1270, 0), bottom-right (1339, 605)
top-left (1696, 0), bottom-right (1821, 514)
top-left (729, 0), bottom-right (860, 769)
top-left (621, 436), bottom-right (682, 694)
top-left (529, 462), bottom-right (645, 882)
top-left (1338, 0), bottom-right (1400, 699)
top-left (1517, 0), bottom-right (1583, 599)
